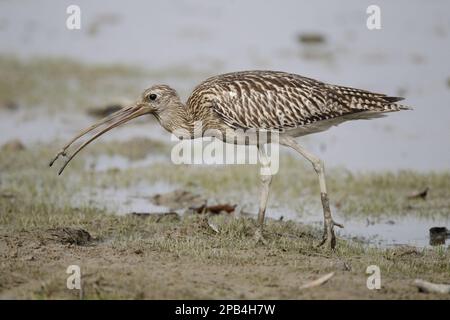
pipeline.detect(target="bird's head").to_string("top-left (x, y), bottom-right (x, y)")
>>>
top-left (49, 84), bottom-right (184, 175)
top-left (139, 84), bottom-right (181, 115)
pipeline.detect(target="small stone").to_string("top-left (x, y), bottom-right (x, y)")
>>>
top-left (0, 100), bottom-right (19, 111)
top-left (24, 255), bottom-right (35, 261)
top-left (429, 227), bottom-right (448, 246)
top-left (297, 33), bottom-right (326, 45)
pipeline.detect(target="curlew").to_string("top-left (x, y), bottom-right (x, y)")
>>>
top-left (49, 70), bottom-right (411, 248)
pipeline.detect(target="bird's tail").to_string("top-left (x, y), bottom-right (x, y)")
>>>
top-left (326, 84), bottom-right (413, 112)
top-left (383, 102), bottom-right (413, 112)
top-left (380, 96), bottom-right (412, 111)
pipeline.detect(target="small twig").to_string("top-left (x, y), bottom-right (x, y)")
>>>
top-left (208, 221), bottom-right (220, 233)
top-left (300, 272), bottom-right (335, 290)
top-left (414, 279), bottom-right (450, 294)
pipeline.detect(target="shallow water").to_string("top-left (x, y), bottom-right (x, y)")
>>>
top-left (338, 215), bottom-right (450, 247)
top-left (282, 209), bottom-right (450, 248)
top-left (0, 109), bottom-right (169, 146)
top-left (74, 181), bottom-right (175, 215)
top-left (78, 178), bottom-right (449, 248)
top-left (84, 153), bottom-right (169, 172)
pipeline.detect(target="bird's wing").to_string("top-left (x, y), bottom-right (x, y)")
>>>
top-left (191, 71), bottom-right (408, 132)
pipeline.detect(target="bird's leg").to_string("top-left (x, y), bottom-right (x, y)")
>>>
top-left (254, 145), bottom-right (272, 244)
top-left (280, 137), bottom-right (343, 249)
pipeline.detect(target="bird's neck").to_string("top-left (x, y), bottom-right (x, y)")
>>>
top-left (156, 102), bottom-right (195, 138)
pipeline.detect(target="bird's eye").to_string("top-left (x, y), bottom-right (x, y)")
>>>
top-left (148, 93), bottom-right (157, 101)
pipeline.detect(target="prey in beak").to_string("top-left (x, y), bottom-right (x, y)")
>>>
top-left (49, 103), bottom-right (153, 175)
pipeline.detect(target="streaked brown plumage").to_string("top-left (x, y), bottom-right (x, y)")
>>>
top-left (50, 70), bottom-right (411, 249)
top-left (189, 70), bottom-right (408, 134)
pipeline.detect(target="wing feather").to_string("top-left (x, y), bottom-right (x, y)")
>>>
top-left (187, 71), bottom-right (409, 132)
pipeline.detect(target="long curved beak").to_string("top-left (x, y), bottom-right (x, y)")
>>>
top-left (49, 103), bottom-right (153, 175)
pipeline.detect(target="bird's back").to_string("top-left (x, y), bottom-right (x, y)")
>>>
top-left (186, 70), bottom-right (410, 136)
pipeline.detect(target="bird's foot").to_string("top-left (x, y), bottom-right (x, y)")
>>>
top-left (317, 219), bottom-right (344, 250)
top-left (254, 228), bottom-right (267, 245)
